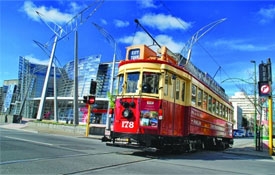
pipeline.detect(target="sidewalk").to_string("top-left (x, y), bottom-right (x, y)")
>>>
top-left (0, 118), bottom-right (103, 139)
top-left (223, 139), bottom-right (275, 160)
top-left (0, 118), bottom-right (274, 159)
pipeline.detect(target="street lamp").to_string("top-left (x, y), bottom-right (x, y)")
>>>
top-left (251, 60), bottom-right (257, 150)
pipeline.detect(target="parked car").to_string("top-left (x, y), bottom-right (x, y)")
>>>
top-left (247, 132), bottom-right (254, 137)
top-left (234, 130), bottom-right (245, 137)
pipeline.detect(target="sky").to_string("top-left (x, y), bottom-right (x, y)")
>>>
top-left (0, 0), bottom-right (275, 97)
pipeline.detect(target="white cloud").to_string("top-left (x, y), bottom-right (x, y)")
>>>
top-left (25, 54), bottom-right (49, 65)
top-left (257, 5), bottom-right (275, 24)
top-left (118, 31), bottom-right (184, 53)
top-left (212, 39), bottom-right (270, 51)
top-left (114, 19), bottom-right (129, 28)
top-left (139, 13), bottom-right (192, 31)
top-left (137, 0), bottom-right (158, 8)
top-left (68, 2), bottom-right (82, 13)
top-left (100, 19), bottom-right (107, 25)
top-left (155, 35), bottom-right (184, 53)
top-left (21, 1), bottom-right (73, 25)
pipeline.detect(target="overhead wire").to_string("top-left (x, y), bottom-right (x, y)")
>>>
top-left (158, 0), bottom-right (232, 81)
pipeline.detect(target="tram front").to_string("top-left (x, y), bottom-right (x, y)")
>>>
top-left (112, 69), bottom-right (163, 147)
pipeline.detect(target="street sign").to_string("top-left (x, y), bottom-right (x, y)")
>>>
top-left (260, 84), bottom-right (270, 94)
top-left (258, 82), bottom-right (271, 96)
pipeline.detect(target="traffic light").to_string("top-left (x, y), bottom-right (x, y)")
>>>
top-left (88, 95), bottom-right (95, 104)
top-left (83, 96), bottom-right (88, 103)
top-left (258, 58), bottom-right (272, 97)
top-left (90, 79), bottom-right (97, 95)
top-left (259, 58), bottom-right (272, 82)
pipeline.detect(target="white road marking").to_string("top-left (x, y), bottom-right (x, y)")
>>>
top-left (4, 136), bottom-right (53, 146)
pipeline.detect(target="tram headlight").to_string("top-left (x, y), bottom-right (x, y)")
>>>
top-left (122, 108), bottom-right (133, 118)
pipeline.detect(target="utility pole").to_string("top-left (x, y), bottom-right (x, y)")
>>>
top-left (251, 60), bottom-right (257, 150)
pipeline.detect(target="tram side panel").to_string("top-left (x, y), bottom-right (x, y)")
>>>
top-left (188, 107), bottom-right (233, 138)
top-left (160, 100), bottom-right (187, 137)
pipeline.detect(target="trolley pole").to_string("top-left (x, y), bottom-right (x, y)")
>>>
top-left (85, 104), bottom-right (91, 137)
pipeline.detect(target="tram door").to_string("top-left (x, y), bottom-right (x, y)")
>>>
top-left (172, 77), bottom-right (185, 136)
top-left (160, 74), bottom-right (184, 136)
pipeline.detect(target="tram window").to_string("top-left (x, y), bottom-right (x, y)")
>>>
top-left (126, 72), bottom-right (140, 93)
top-left (191, 84), bottom-right (197, 105)
top-left (181, 81), bottom-right (185, 102)
top-left (223, 105), bottom-right (226, 118)
top-left (212, 98), bottom-right (216, 113)
top-left (203, 92), bottom-right (208, 110)
top-left (142, 72), bottom-right (160, 94)
top-left (175, 79), bottom-right (180, 100)
top-left (230, 110), bottom-right (233, 121)
top-left (118, 74), bottom-right (124, 94)
top-left (171, 79), bottom-right (174, 99)
top-left (198, 88), bottom-right (202, 107)
top-left (208, 95), bottom-right (212, 112)
top-left (219, 103), bottom-right (222, 116)
top-left (164, 75), bottom-right (169, 96)
top-left (225, 107), bottom-right (228, 119)
top-left (216, 100), bottom-right (220, 115)
top-left (220, 104), bottom-right (224, 117)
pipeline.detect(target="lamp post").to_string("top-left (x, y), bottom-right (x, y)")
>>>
top-left (251, 60), bottom-right (257, 150)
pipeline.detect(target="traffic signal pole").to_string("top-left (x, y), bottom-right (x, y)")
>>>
top-left (259, 58), bottom-right (273, 155)
top-left (86, 104), bottom-right (91, 137)
top-left (268, 96), bottom-right (273, 156)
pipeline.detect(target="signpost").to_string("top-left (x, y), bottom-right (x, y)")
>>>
top-left (258, 58), bottom-right (273, 156)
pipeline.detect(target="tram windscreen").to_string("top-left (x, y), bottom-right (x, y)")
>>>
top-left (126, 72), bottom-right (140, 93)
top-left (118, 74), bottom-right (124, 94)
top-left (142, 72), bottom-right (160, 94)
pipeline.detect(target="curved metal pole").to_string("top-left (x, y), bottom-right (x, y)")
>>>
top-left (220, 77), bottom-right (253, 84)
top-left (36, 35), bottom-right (58, 120)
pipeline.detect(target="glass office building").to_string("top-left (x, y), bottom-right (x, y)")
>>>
top-left (2, 55), bottom-right (119, 124)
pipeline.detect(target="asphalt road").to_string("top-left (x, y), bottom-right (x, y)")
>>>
top-left (1, 128), bottom-right (274, 175)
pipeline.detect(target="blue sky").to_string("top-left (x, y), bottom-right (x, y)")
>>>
top-left (0, 0), bottom-right (275, 96)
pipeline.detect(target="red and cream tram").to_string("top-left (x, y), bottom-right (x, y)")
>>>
top-left (107, 44), bottom-right (233, 152)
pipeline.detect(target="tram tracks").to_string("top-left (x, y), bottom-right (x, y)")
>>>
top-left (63, 157), bottom-right (153, 175)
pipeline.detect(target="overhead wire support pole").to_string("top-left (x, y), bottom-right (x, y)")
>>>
top-left (35, 0), bottom-right (104, 120)
top-left (36, 35), bottom-right (59, 120)
top-left (179, 18), bottom-right (226, 65)
top-left (74, 30), bottom-right (79, 125)
top-left (92, 23), bottom-right (118, 132)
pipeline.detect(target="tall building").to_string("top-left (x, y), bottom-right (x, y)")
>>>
top-left (229, 92), bottom-right (258, 131)
top-left (1, 79), bottom-right (18, 114)
top-left (231, 102), bottom-right (243, 130)
top-left (1, 55), bottom-right (119, 125)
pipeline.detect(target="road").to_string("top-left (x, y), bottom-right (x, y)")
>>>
top-left (1, 128), bottom-right (274, 175)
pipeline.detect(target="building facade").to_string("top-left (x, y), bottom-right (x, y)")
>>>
top-left (229, 92), bottom-right (258, 132)
top-left (231, 102), bottom-right (243, 130)
top-left (0, 79), bottom-right (18, 114)
top-left (1, 55), bottom-right (119, 125)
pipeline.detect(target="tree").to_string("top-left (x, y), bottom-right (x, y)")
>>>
top-left (242, 117), bottom-right (249, 130)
